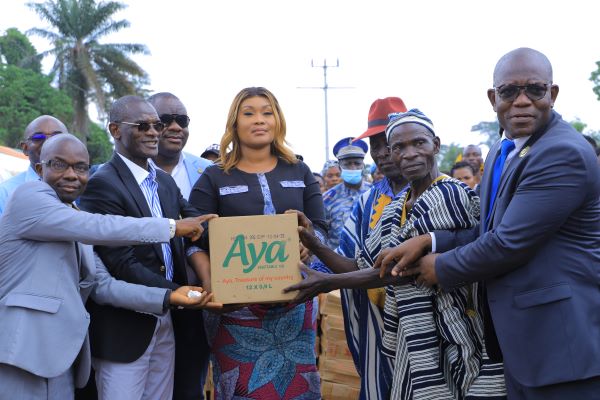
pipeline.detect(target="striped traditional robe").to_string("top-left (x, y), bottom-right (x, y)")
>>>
top-left (358, 176), bottom-right (506, 400)
top-left (312, 178), bottom-right (405, 399)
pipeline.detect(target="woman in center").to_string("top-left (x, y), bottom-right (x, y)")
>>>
top-left (189, 87), bottom-right (326, 399)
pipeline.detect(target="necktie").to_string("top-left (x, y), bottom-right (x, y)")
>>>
top-left (486, 139), bottom-right (515, 224)
top-left (141, 167), bottom-right (174, 281)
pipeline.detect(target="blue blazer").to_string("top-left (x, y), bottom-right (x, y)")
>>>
top-left (183, 152), bottom-right (212, 189)
top-left (435, 112), bottom-right (600, 387)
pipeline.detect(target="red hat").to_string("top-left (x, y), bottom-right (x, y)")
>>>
top-left (354, 97), bottom-right (408, 141)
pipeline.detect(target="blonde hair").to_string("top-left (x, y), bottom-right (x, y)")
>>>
top-left (219, 87), bottom-right (297, 173)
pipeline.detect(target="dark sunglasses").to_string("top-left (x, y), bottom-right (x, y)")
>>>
top-left (41, 159), bottom-right (90, 175)
top-left (160, 114), bottom-right (190, 128)
top-left (494, 83), bottom-right (549, 102)
top-left (119, 121), bottom-right (165, 132)
top-left (27, 131), bottom-right (63, 142)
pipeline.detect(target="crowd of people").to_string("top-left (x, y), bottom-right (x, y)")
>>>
top-left (0, 46), bottom-right (599, 400)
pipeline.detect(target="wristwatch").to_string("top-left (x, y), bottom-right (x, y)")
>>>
top-left (168, 218), bottom-right (176, 238)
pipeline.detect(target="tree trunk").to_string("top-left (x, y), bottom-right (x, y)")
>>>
top-left (72, 90), bottom-right (89, 145)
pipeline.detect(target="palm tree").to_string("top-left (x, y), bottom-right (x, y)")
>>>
top-left (27, 0), bottom-right (149, 141)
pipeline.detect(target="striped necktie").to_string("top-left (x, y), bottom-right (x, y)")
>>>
top-left (140, 166), bottom-right (174, 281)
top-left (486, 138), bottom-right (515, 225)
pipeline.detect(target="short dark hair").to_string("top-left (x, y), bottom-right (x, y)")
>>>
top-left (451, 161), bottom-right (476, 177)
top-left (109, 95), bottom-right (147, 123)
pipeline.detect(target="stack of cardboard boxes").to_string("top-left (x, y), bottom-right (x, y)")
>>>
top-left (318, 290), bottom-right (360, 399)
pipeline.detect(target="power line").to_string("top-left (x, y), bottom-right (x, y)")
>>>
top-left (298, 58), bottom-right (353, 161)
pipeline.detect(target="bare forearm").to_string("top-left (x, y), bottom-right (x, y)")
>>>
top-left (321, 268), bottom-right (412, 291)
top-left (189, 251), bottom-right (212, 291)
top-left (310, 240), bottom-right (358, 274)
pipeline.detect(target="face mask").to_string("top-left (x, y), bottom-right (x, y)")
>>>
top-left (340, 168), bottom-right (363, 185)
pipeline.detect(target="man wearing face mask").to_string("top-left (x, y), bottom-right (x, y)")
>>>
top-left (323, 137), bottom-right (371, 249)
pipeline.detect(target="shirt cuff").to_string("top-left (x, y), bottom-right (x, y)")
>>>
top-left (315, 229), bottom-right (326, 244)
top-left (186, 246), bottom-right (204, 257)
top-left (168, 219), bottom-right (176, 239)
top-left (429, 232), bottom-right (436, 253)
top-left (163, 289), bottom-right (171, 312)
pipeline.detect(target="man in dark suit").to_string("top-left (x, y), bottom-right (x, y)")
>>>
top-left (148, 92), bottom-right (212, 399)
top-left (378, 48), bottom-right (600, 399)
top-left (79, 95), bottom-right (213, 399)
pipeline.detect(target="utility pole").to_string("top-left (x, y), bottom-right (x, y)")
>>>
top-left (298, 59), bottom-right (352, 161)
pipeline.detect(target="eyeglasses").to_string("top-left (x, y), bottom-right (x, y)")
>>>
top-left (160, 114), bottom-right (190, 128)
top-left (119, 121), bottom-right (165, 132)
top-left (41, 159), bottom-right (90, 175)
top-left (26, 131), bottom-right (63, 142)
top-left (494, 83), bottom-right (549, 102)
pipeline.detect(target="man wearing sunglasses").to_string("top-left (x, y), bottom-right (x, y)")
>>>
top-left (0, 115), bottom-right (66, 215)
top-left (148, 92), bottom-right (212, 201)
top-left (147, 93), bottom-right (213, 399)
top-left (379, 48), bottom-right (600, 398)
top-left (78, 95), bottom-right (214, 400)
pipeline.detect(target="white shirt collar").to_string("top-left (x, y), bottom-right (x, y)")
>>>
top-left (117, 152), bottom-right (150, 186)
top-left (149, 153), bottom-right (185, 174)
top-left (501, 132), bottom-right (530, 154)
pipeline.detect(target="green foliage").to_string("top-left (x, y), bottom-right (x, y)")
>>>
top-left (0, 64), bottom-right (73, 147)
top-left (471, 120), bottom-right (500, 148)
top-left (590, 61), bottom-right (600, 101)
top-left (438, 143), bottom-right (463, 174)
top-left (27, 0), bottom-right (150, 139)
top-left (87, 122), bottom-right (113, 165)
top-left (569, 118), bottom-right (587, 133)
top-left (569, 118), bottom-right (600, 145)
top-left (0, 28), bottom-right (42, 72)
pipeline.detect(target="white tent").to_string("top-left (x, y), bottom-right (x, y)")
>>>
top-left (0, 146), bottom-right (29, 183)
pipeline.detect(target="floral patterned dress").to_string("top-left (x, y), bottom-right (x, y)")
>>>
top-left (206, 303), bottom-right (320, 399)
top-left (190, 161), bottom-right (325, 399)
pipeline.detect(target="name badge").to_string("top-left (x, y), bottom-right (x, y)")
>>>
top-left (280, 180), bottom-right (305, 188)
top-left (219, 185), bottom-right (249, 196)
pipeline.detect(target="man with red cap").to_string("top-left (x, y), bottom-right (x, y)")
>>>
top-left (311, 97), bottom-right (409, 399)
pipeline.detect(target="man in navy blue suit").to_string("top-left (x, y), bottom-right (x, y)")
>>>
top-left (378, 48), bottom-right (600, 399)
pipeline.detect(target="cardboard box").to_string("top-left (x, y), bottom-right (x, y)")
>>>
top-left (209, 214), bottom-right (302, 304)
top-left (319, 290), bottom-right (343, 316)
top-left (321, 334), bottom-right (354, 361)
top-left (319, 355), bottom-right (360, 386)
top-left (321, 380), bottom-right (360, 399)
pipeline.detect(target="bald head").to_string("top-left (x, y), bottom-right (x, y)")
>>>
top-left (21, 115), bottom-right (68, 167)
top-left (488, 47), bottom-right (558, 139)
top-left (36, 134), bottom-right (90, 204)
top-left (23, 115), bottom-right (67, 140)
top-left (147, 92), bottom-right (190, 159)
top-left (148, 92), bottom-right (180, 105)
top-left (493, 48), bottom-right (553, 86)
top-left (40, 134), bottom-right (88, 164)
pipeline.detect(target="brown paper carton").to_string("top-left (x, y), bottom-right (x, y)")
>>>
top-left (209, 213), bottom-right (302, 304)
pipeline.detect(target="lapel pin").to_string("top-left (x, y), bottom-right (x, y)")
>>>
top-left (519, 146), bottom-right (530, 158)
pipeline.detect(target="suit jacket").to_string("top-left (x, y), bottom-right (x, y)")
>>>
top-left (0, 181), bottom-right (170, 388)
top-left (78, 152), bottom-right (201, 362)
top-left (183, 152), bottom-right (212, 189)
top-left (435, 112), bottom-right (600, 387)
top-left (0, 166), bottom-right (38, 215)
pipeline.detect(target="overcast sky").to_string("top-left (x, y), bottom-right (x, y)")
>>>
top-left (2, 0), bottom-right (599, 170)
